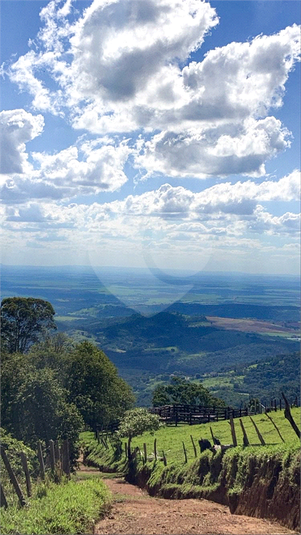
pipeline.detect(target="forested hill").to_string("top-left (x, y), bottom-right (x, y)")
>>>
top-left (201, 351), bottom-right (300, 408)
top-left (166, 303), bottom-right (300, 322)
top-left (242, 351), bottom-right (300, 402)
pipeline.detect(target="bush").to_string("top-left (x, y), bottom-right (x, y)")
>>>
top-left (118, 408), bottom-right (161, 440)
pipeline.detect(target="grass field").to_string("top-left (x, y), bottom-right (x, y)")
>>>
top-left (81, 408), bottom-right (300, 471)
top-left (207, 316), bottom-right (300, 336)
top-left (130, 408), bottom-right (300, 463)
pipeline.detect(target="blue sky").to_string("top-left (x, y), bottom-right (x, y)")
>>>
top-left (0, 0), bottom-right (300, 275)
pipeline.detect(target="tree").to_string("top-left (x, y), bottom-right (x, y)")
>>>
top-left (152, 376), bottom-right (225, 407)
top-left (1, 297), bottom-right (56, 353)
top-left (117, 408), bottom-right (161, 440)
top-left (1, 351), bottom-right (83, 465)
top-left (65, 341), bottom-right (135, 432)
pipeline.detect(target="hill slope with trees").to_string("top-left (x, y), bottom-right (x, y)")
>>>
top-left (1, 297), bottom-right (135, 465)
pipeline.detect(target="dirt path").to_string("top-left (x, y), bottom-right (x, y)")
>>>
top-left (95, 477), bottom-right (295, 535)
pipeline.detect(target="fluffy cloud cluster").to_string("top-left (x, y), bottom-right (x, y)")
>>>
top-left (1, 0), bottom-right (300, 272)
top-left (135, 117), bottom-right (291, 178)
top-left (111, 169), bottom-right (301, 217)
top-left (0, 110), bottom-right (44, 174)
top-left (3, 0), bottom-right (300, 178)
top-left (0, 110), bottom-right (130, 202)
top-left (69, 0), bottom-right (218, 104)
top-left (3, 170), bottom-right (300, 239)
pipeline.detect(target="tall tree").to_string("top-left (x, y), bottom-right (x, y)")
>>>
top-left (66, 341), bottom-right (135, 431)
top-left (1, 297), bottom-right (56, 353)
top-left (1, 351), bottom-right (83, 464)
top-left (152, 376), bottom-right (225, 407)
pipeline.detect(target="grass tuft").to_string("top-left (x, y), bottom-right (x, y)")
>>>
top-left (0, 478), bottom-right (111, 534)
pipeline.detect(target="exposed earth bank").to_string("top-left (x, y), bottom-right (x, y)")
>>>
top-left (126, 447), bottom-right (300, 532)
top-left (95, 477), bottom-right (295, 535)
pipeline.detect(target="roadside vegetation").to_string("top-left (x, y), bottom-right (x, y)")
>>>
top-left (0, 429), bottom-right (111, 535)
top-left (0, 297), bottom-right (132, 534)
top-left (0, 478), bottom-right (110, 535)
top-left (1, 298), bottom-right (134, 465)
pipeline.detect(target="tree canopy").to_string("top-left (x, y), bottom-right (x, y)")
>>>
top-left (1, 297), bottom-right (56, 353)
top-left (1, 297), bottom-right (135, 466)
top-left (117, 408), bottom-right (161, 440)
top-left (152, 376), bottom-right (225, 407)
top-left (65, 341), bottom-right (135, 432)
top-left (1, 350), bottom-right (83, 464)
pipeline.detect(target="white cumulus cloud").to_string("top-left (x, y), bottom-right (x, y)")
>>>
top-left (0, 109), bottom-right (44, 174)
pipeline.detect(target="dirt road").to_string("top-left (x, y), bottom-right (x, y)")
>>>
top-left (95, 477), bottom-right (295, 535)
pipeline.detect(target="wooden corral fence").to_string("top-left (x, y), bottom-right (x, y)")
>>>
top-left (0, 439), bottom-right (71, 509)
top-left (265, 396), bottom-right (299, 413)
top-left (150, 396), bottom-right (300, 426)
top-left (150, 404), bottom-right (249, 426)
top-left (127, 394), bottom-right (300, 466)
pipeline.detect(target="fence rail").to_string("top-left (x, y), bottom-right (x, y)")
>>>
top-left (149, 397), bottom-right (299, 426)
top-left (149, 404), bottom-right (249, 425)
top-left (0, 439), bottom-right (70, 509)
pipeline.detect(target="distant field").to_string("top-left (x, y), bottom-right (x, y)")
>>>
top-left (207, 316), bottom-right (300, 337)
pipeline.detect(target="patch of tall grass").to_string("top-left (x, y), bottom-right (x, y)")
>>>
top-left (0, 478), bottom-right (111, 535)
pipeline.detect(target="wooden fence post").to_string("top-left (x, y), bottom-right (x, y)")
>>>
top-left (37, 441), bottom-right (45, 480)
top-left (229, 416), bottom-right (237, 446)
top-left (20, 451), bottom-right (32, 497)
top-left (249, 416), bottom-right (265, 445)
top-left (162, 451), bottom-right (167, 466)
top-left (49, 440), bottom-right (55, 472)
top-left (62, 439), bottom-right (70, 477)
top-left (60, 443), bottom-right (64, 474)
top-left (143, 443), bottom-right (147, 464)
top-left (210, 426), bottom-right (219, 445)
top-left (182, 441), bottom-right (187, 463)
top-left (127, 437), bottom-right (132, 459)
top-left (0, 446), bottom-right (26, 507)
top-left (190, 434), bottom-right (197, 457)
top-left (0, 483), bottom-right (8, 509)
top-left (265, 412), bottom-right (285, 443)
top-left (154, 439), bottom-right (157, 461)
top-left (54, 440), bottom-right (60, 462)
top-left (282, 392), bottom-right (300, 438)
top-left (239, 419), bottom-right (249, 447)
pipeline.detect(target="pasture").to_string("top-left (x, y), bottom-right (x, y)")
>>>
top-left (81, 408), bottom-right (300, 470)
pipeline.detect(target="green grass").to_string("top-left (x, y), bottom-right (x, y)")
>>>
top-left (0, 478), bottom-right (111, 535)
top-left (81, 408), bottom-right (300, 471)
top-left (129, 408), bottom-right (300, 464)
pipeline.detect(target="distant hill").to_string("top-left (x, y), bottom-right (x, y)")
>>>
top-left (242, 351), bottom-right (300, 403)
top-left (205, 352), bottom-right (300, 408)
top-left (167, 303), bottom-right (300, 322)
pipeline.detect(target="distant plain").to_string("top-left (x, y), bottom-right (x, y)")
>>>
top-left (1, 265), bottom-right (300, 407)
